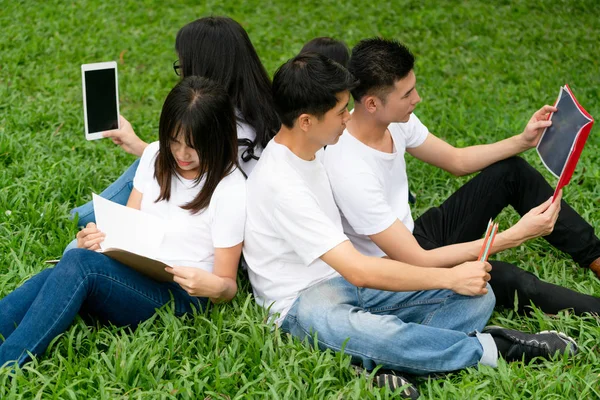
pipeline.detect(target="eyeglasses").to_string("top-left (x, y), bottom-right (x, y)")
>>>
top-left (173, 60), bottom-right (181, 76)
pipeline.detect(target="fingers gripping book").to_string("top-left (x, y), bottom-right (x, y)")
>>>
top-left (536, 85), bottom-right (594, 200)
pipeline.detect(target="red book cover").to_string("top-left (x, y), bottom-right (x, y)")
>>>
top-left (536, 85), bottom-right (594, 200)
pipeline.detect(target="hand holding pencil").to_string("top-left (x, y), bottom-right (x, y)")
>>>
top-left (479, 219), bottom-right (499, 262)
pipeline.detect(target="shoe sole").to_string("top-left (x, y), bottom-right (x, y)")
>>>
top-left (354, 366), bottom-right (420, 398)
top-left (483, 326), bottom-right (579, 356)
top-left (538, 330), bottom-right (579, 354)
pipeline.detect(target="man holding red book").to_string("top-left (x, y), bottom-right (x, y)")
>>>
top-left (323, 38), bottom-right (600, 315)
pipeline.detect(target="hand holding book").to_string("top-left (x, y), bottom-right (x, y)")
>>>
top-left (520, 104), bottom-right (557, 148)
top-left (484, 192), bottom-right (562, 258)
top-left (536, 85), bottom-right (594, 201)
top-left (93, 194), bottom-right (174, 282)
top-left (75, 222), bottom-right (106, 251)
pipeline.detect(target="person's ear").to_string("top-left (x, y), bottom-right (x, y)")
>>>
top-left (363, 95), bottom-right (378, 113)
top-left (298, 114), bottom-right (312, 132)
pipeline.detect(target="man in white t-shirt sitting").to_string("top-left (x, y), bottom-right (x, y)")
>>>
top-left (323, 38), bottom-right (600, 317)
top-left (243, 52), bottom-right (577, 396)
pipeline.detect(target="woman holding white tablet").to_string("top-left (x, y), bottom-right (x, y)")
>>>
top-left (67, 16), bottom-right (279, 232)
top-left (0, 76), bottom-right (246, 367)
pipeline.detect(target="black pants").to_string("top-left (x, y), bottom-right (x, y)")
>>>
top-left (413, 157), bottom-right (600, 315)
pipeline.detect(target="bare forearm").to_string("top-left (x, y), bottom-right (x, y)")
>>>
top-left (417, 230), bottom-right (523, 268)
top-left (132, 141), bottom-right (149, 157)
top-left (453, 135), bottom-right (529, 176)
top-left (322, 241), bottom-right (490, 296)
top-left (374, 219), bottom-right (522, 269)
top-left (209, 276), bottom-right (237, 303)
top-left (347, 254), bottom-right (452, 291)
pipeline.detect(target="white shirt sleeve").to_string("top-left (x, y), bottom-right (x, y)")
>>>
top-left (271, 188), bottom-right (348, 267)
top-left (210, 177), bottom-right (247, 248)
top-left (133, 141), bottom-right (160, 194)
top-left (331, 171), bottom-right (396, 236)
top-left (404, 114), bottom-right (430, 149)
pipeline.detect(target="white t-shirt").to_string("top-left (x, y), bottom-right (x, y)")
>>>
top-left (133, 141), bottom-right (246, 272)
top-left (323, 113), bottom-right (429, 257)
top-left (237, 119), bottom-right (262, 177)
top-left (243, 140), bottom-right (348, 323)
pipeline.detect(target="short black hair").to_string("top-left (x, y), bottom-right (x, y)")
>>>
top-left (348, 38), bottom-right (415, 101)
top-left (272, 53), bottom-right (358, 128)
top-left (300, 37), bottom-right (350, 67)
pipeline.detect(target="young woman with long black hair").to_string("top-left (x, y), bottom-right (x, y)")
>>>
top-left (68, 16), bottom-right (279, 232)
top-left (0, 76), bottom-right (246, 367)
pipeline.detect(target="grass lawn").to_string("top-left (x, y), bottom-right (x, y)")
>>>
top-left (1, 0), bottom-right (600, 398)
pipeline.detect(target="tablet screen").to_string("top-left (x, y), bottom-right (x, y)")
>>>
top-left (84, 68), bottom-right (118, 133)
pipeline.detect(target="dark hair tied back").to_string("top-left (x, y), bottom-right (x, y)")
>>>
top-left (300, 37), bottom-right (350, 67)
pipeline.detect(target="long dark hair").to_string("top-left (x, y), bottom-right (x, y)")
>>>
top-left (154, 76), bottom-right (238, 214)
top-left (175, 16), bottom-right (280, 161)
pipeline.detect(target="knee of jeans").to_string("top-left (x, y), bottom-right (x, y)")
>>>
top-left (294, 281), bottom-right (345, 324)
top-left (55, 248), bottom-right (98, 283)
top-left (481, 284), bottom-right (496, 313)
top-left (62, 239), bottom-right (79, 255)
top-left (295, 292), bottom-right (325, 323)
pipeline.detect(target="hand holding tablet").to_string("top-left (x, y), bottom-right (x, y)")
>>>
top-left (81, 61), bottom-right (120, 140)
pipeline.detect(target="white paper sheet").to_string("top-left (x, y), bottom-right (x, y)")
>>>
top-left (93, 193), bottom-right (166, 259)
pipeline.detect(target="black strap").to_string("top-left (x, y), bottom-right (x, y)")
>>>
top-left (238, 138), bottom-right (260, 162)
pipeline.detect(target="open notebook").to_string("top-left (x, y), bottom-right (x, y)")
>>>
top-left (47, 195), bottom-right (173, 282)
top-left (93, 194), bottom-right (174, 282)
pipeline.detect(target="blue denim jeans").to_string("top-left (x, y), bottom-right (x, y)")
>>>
top-left (65, 159), bottom-right (140, 254)
top-left (0, 248), bottom-right (207, 367)
top-left (70, 159), bottom-right (140, 227)
top-left (281, 276), bottom-right (498, 376)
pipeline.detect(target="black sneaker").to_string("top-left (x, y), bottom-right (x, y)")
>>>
top-left (353, 366), bottom-right (420, 399)
top-left (374, 370), bottom-right (420, 399)
top-left (483, 326), bottom-right (578, 363)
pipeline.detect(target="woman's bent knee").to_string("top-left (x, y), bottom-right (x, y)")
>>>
top-left (55, 248), bottom-right (103, 282)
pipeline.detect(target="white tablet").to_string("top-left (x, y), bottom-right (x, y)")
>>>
top-left (81, 61), bottom-right (120, 140)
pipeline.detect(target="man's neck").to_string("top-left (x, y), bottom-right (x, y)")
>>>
top-left (274, 126), bottom-right (320, 161)
top-left (346, 105), bottom-right (392, 152)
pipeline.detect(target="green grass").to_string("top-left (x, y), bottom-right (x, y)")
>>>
top-left (1, 0), bottom-right (600, 398)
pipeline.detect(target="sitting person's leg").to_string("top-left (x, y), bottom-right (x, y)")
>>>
top-left (283, 276), bottom-right (575, 376)
top-left (282, 276), bottom-right (498, 375)
top-left (70, 159), bottom-right (140, 227)
top-left (413, 158), bottom-right (600, 315)
top-left (416, 156), bottom-right (600, 272)
top-left (63, 238), bottom-right (78, 255)
top-left (0, 269), bottom-right (53, 340)
top-left (488, 261), bottom-right (600, 314)
top-left (0, 248), bottom-right (206, 367)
